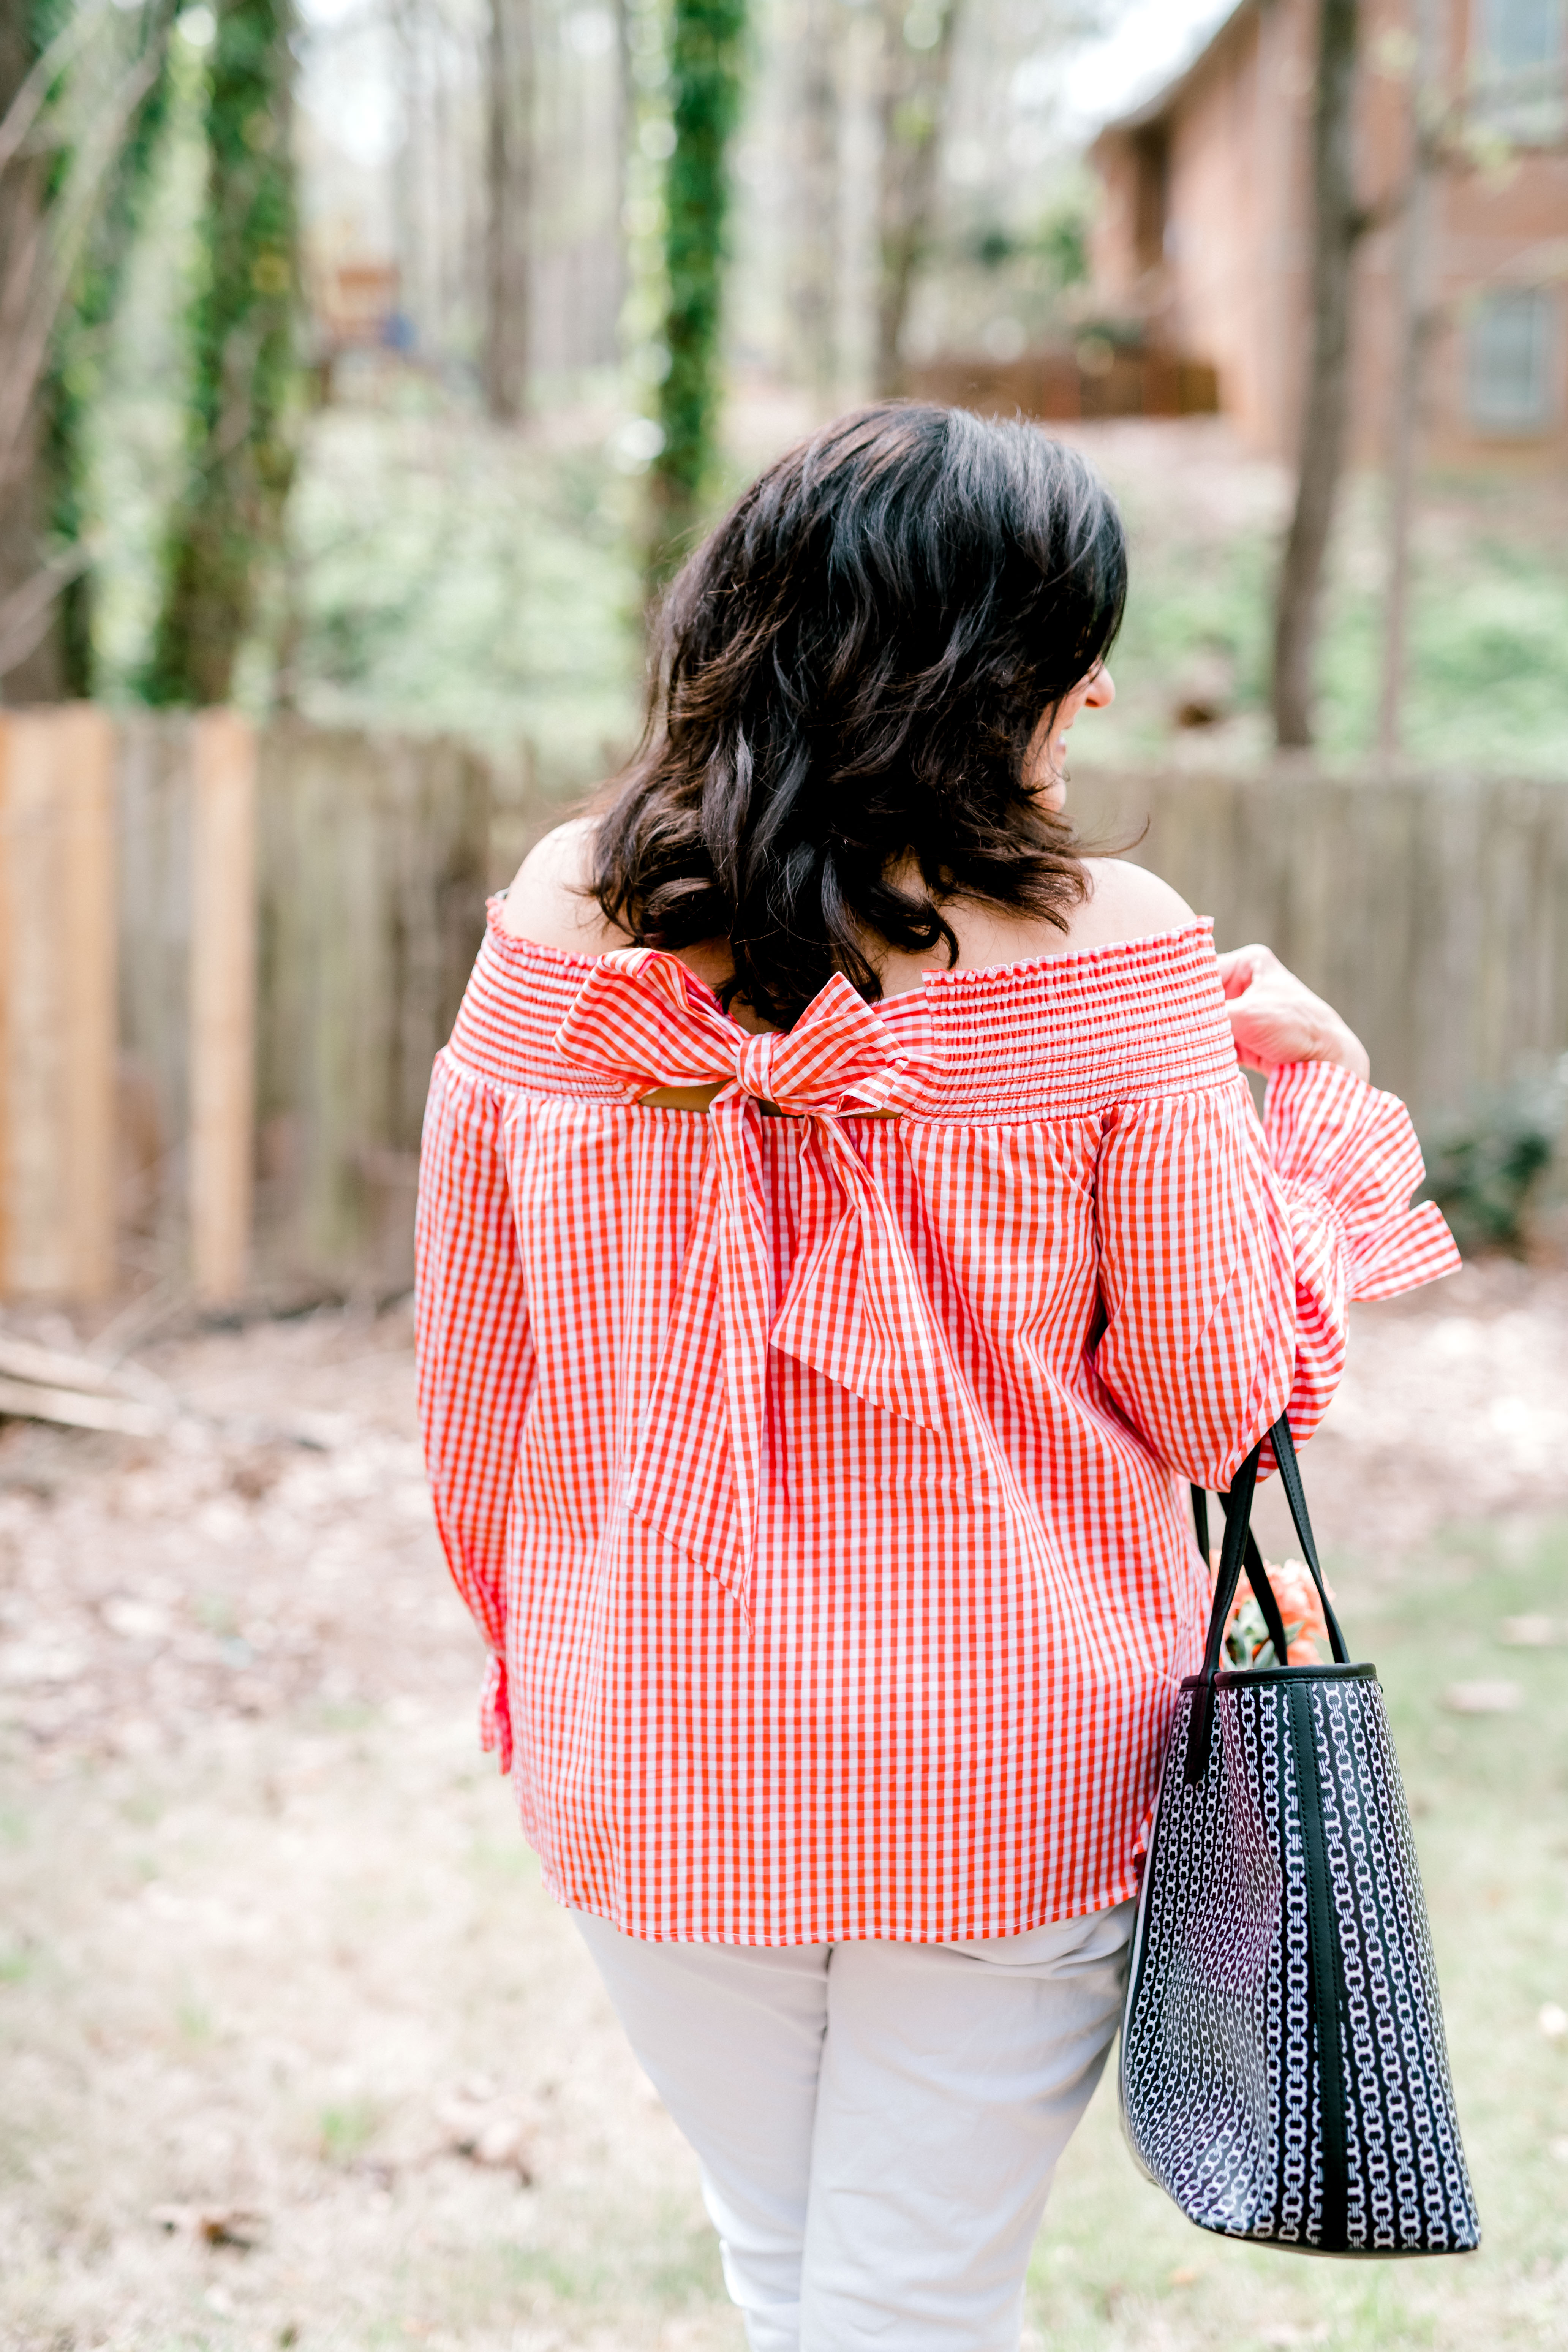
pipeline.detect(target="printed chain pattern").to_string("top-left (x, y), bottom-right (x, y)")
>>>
top-left (1121, 1674), bottom-right (1479, 2253)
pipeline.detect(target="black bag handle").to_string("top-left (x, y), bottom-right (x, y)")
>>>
top-left (1270, 1415), bottom-right (1350, 1664)
top-left (1185, 1413), bottom-right (1350, 1783)
top-left (1192, 1483), bottom-right (1293, 1668)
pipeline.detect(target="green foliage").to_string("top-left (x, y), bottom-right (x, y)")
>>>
top-left (648, 0), bottom-right (748, 587)
top-left (142, 0), bottom-right (298, 707)
top-left (971, 193), bottom-right (1089, 292)
top-left (1420, 1059), bottom-right (1568, 1254)
top-left (285, 405), bottom-right (641, 765)
top-left (1073, 457), bottom-right (1568, 777)
top-left (1038, 198), bottom-right (1089, 292)
top-left (317, 2096), bottom-right (382, 2164)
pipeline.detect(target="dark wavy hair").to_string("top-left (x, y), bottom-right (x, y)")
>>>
top-left (590, 401), bottom-right (1127, 1029)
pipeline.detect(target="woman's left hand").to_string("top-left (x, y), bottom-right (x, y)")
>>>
top-left (1216, 944), bottom-right (1370, 1083)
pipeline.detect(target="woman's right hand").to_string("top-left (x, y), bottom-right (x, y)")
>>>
top-left (1216, 944), bottom-right (1370, 1083)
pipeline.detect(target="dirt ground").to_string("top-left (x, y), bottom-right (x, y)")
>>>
top-left (3, 1258), bottom-right (1567, 2352)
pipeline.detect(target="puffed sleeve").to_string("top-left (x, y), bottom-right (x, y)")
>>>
top-left (1260, 1057), bottom-right (1460, 1432)
top-left (415, 1051), bottom-right (535, 1772)
top-left (1094, 1062), bottom-right (1457, 1491)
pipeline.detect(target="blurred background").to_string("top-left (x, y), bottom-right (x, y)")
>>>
top-left (3, 0), bottom-right (1566, 773)
top-left (2, 0), bottom-right (1566, 1313)
top-left (2, 6), bottom-right (1568, 2349)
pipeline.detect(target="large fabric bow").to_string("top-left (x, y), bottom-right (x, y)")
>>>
top-left (554, 948), bottom-right (949, 1616)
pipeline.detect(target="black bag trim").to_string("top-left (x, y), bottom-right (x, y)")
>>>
top-left (1289, 1677), bottom-right (1349, 2249)
top-left (1185, 1662), bottom-right (1378, 1690)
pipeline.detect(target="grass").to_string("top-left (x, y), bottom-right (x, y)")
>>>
top-left (282, 390), bottom-right (645, 778)
top-left (85, 357), bottom-right (1568, 795)
top-left (2, 1489), bottom-right (1564, 2347)
top-left (278, 404), bottom-right (1566, 787)
top-left (1072, 436), bottom-right (1568, 778)
top-left (318, 2098), bottom-right (386, 2166)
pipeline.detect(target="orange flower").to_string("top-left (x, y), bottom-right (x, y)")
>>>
top-left (1211, 1552), bottom-right (1336, 1669)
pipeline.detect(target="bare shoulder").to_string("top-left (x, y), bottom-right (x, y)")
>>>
top-left (501, 817), bottom-right (629, 955)
top-left (1061, 858), bottom-right (1197, 953)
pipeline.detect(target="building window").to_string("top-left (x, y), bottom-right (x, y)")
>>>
top-left (1476, 0), bottom-right (1565, 139)
top-left (1466, 288), bottom-right (1557, 432)
top-left (1130, 126), bottom-right (1169, 278)
top-left (1481, 0), bottom-right (1563, 72)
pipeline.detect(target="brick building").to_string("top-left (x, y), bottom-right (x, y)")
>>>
top-left (1088, 0), bottom-right (1568, 465)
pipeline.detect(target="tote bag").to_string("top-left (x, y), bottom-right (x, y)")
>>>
top-left (1118, 1415), bottom-right (1481, 2256)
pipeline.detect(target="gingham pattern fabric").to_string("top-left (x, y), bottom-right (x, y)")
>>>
top-left (415, 903), bottom-right (1458, 1946)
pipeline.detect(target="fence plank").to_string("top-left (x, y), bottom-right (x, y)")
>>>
top-left (255, 724), bottom-right (491, 1295)
top-left (1073, 769), bottom-right (1568, 1125)
top-left (116, 715), bottom-right (195, 1281)
top-left (189, 710), bottom-right (257, 1305)
top-left (14, 730), bottom-right (1565, 1305)
top-left (0, 708), bottom-right (117, 1301)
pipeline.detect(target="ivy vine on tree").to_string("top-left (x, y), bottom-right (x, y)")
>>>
top-left (647, 0), bottom-right (746, 590)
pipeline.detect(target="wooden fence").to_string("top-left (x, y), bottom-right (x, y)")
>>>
top-left (1072, 768), bottom-right (1568, 1126)
top-left (0, 716), bottom-right (1563, 1307)
top-left (4, 710), bottom-right (499, 1308)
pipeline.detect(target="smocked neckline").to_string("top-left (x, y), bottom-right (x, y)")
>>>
top-left (483, 895), bottom-right (1216, 1005)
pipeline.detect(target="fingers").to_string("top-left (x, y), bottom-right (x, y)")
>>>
top-left (1224, 1001), bottom-right (1275, 1074)
top-left (1214, 945), bottom-right (1369, 1079)
top-left (1214, 943), bottom-right (1281, 999)
top-left (1222, 970), bottom-right (1371, 1081)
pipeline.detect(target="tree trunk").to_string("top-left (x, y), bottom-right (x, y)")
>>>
top-left (1377, 0), bottom-right (1444, 765)
top-left (645, 0), bottom-right (746, 589)
top-left (1270, 0), bottom-right (1363, 751)
top-left (484, 0), bottom-right (532, 422)
top-left (0, 6), bottom-right (61, 703)
top-left (142, 0), bottom-right (298, 708)
top-left (611, 0), bottom-right (634, 331)
top-left (793, 0), bottom-right (841, 410)
top-left (871, 0), bottom-right (960, 400)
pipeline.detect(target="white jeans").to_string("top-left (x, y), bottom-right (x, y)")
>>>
top-left (573, 1900), bottom-right (1135, 2352)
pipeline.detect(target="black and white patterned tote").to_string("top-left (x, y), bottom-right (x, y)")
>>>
top-left (1119, 1416), bottom-right (1480, 2256)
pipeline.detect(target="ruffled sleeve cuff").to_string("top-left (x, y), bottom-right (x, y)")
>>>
top-left (1264, 1059), bottom-right (1461, 1301)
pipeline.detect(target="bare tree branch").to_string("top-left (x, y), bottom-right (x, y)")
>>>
top-left (0, 45), bottom-right (161, 480)
top-left (0, 538), bottom-right (93, 679)
top-left (0, 0), bottom-right (110, 184)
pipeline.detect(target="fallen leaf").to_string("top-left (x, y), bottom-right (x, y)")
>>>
top-left (1499, 1615), bottom-right (1562, 1649)
top-left (473, 2115), bottom-right (526, 2167)
top-left (1442, 1680), bottom-right (1523, 1716)
top-left (433, 2094), bottom-right (534, 2179)
top-left (150, 2203), bottom-right (267, 2248)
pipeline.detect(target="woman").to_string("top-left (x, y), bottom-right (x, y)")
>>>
top-left (416, 405), bottom-right (1456, 2350)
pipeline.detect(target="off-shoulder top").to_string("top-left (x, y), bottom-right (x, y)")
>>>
top-left (415, 902), bottom-right (1457, 1944)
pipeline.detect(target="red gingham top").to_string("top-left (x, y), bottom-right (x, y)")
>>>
top-left (416, 901), bottom-right (1457, 1944)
